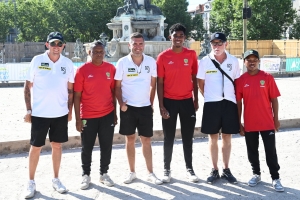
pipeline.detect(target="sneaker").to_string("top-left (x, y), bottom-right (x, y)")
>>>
top-left (221, 168), bottom-right (237, 184)
top-left (124, 172), bottom-right (137, 184)
top-left (162, 169), bottom-right (171, 183)
top-left (147, 173), bottom-right (163, 185)
top-left (248, 174), bottom-right (261, 187)
top-left (99, 173), bottom-right (114, 187)
top-left (52, 178), bottom-right (67, 193)
top-left (80, 174), bottom-right (91, 190)
top-left (272, 179), bottom-right (284, 192)
top-left (207, 168), bottom-right (220, 184)
top-left (186, 168), bottom-right (199, 182)
top-left (24, 180), bottom-right (36, 199)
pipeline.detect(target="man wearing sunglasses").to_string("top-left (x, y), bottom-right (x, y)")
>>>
top-left (23, 32), bottom-right (74, 198)
top-left (197, 32), bottom-right (240, 184)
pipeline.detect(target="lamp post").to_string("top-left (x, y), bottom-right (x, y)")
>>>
top-left (243, 0), bottom-right (251, 72)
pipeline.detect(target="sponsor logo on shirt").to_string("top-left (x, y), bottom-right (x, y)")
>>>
top-left (106, 72), bottom-right (110, 79)
top-left (41, 63), bottom-right (49, 66)
top-left (168, 61), bottom-right (174, 65)
top-left (227, 64), bottom-right (232, 71)
top-left (184, 59), bottom-right (189, 66)
top-left (145, 66), bottom-right (150, 73)
top-left (61, 67), bottom-right (66, 74)
top-left (127, 74), bottom-right (138, 77)
top-left (260, 80), bottom-right (265, 87)
top-left (206, 70), bottom-right (218, 74)
top-left (88, 75), bottom-right (93, 78)
top-left (128, 68), bottom-right (135, 72)
top-left (244, 84), bottom-right (249, 87)
top-left (38, 66), bottom-right (51, 70)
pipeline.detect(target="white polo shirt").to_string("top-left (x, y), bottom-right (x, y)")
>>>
top-left (26, 51), bottom-right (74, 117)
top-left (114, 53), bottom-right (157, 107)
top-left (197, 51), bottom-right (240, 103)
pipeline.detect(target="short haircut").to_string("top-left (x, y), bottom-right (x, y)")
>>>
top-left (90, 40), bottom-right (105, 51)
top-left (169, 23), bottom-right (186, 35)
top-left (130, 32), bottom-right (144, 43)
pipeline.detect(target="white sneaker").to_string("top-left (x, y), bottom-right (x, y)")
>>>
top-left (162, 169), bottom-right (171, 183)
top-left (99, 173), bottom-right (114, 187)
top-left (124, 172), bottom-right (137, 184)
top-left (24, 180), bottom-right (36, 199)
top-left (147, 173), bottom-right (163, 185)
top-left (52, 178), bottom-right (67, 193)
top-left (272, 179), bottom-right (285, 192)
top-left (80, 175), bottom-right (91, 190)
top-left (186, 168), bottom-right (199, 182)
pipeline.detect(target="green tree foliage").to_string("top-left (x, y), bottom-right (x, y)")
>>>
top-left (210, 0), bottom-right (296, 40)
top-left (153, 0), bottom-right (192, 39)
top-left (289, 15), bottom-right (300, 39)
top-left (0, 1), bottom-right (15, 43)
top-left (190, 14), bottom-right (206, 41)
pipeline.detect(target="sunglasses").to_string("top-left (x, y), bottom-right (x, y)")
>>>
top-left (211, 41), bottom-right (224, 46)
top-left (49, 41), bottom-right (63, 47)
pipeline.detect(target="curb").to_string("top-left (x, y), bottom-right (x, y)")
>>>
top-left (0, 118), bottom-right (299, 155)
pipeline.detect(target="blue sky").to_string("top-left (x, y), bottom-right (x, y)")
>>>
top-left (187, 0), bottom-right (207, 11)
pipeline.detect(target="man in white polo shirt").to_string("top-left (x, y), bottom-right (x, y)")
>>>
top-left (23, 32), bottom-right (74, 198)
top-left (197, 32), bottom-right (240, 184)
top-left (115, 32), bottom-right (162, 185)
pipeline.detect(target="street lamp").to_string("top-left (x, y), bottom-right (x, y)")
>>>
top-left (243, 0), bottom-right (252, 72)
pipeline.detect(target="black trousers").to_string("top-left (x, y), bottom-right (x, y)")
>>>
top-left (162, 98), bottom-right (196, 170)
top-left (81, 111), bottom-right (115, 176)
top-left (245, 130), bottom-right (280, 180)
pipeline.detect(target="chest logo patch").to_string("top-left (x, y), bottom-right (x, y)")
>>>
top-left (206, 70), bottom-right (218, 74)
top-left (145, 66), bottom-right (150, 73)
top-left (184, 59), bottom-right (189, 66)
top-left (61, 67), bottom-right (66, 74)
top-left (227, 64), bottom-right (232, 71)
top-left (38, 66), bottom-right (51, 70)
top-left (41, 63), bottom-right (49, 67)
top-left (127, 74), bottom-right (138, 77)
top-left (128, 68), bottom-right (135, 72)
top-left (260, 80), bottom-right (265, 86)
top-left (106, 72), bottom-right (110, 79)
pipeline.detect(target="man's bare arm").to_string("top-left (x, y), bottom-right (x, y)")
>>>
top-left (24, 81), bottom-right (33, 110)
top-left (150, 77), bottom-right (157, 107)
top-left (198, 79), bottom-right (205, 97)
top-left (67, 82), bottom-right (74, 121)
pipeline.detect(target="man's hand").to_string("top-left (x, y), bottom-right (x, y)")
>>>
top-left (193, 99), bottom-right (199, 111)
top-left (68, 112), bottom-right (72, 122)
top-left (239, 124), bottom-right (245, 136)
top-left (24, 114), bottom-right (31, 123)
top-left (76, 120), bottom-right (84, 133)
top-left (120, 100), bottom-right (128, 112)
top-left (114, 114), bottom-right (118, 125)
top-left (274, 118), bottom-right (280, 132)
top-left (160, 106), bottom-right (170, 119)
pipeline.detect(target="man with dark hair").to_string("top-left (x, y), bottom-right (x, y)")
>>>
top-left (197, 32), bottom-right (240, 184)
top-left (74, 41), bottom-right (117, 189)
top-left (115, 32), bottom-right (162, 185)
top-left (236, 49), bottom-right (284, 192)
top-left (157, 23), bottom-right (199, 183)
top-left (23, 32), bottom-right (74, 198)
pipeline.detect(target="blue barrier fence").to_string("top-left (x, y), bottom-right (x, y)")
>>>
top-left (286, 58), bottom-right (300, 72)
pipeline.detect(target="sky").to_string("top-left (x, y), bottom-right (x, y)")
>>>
top-left (187, 0), bottom-right (207, 11)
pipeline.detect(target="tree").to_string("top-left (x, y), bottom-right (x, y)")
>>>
top-left (289, 15), bottom-right (300, 39)
top-left (153, 0), bottom-right (192, 39)
top-left (190, 14), bottom-right (206, 41)
top-left (209, 0), bottom-right (296, 40)
top-left (0, 1), bottom-right (15, 43)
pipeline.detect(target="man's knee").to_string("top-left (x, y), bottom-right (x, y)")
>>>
top-left (51, 142), bottom-right (62, 150)
top-left (126, 134), bottom-right (136, 143)
top-left (140, 136), bottom-right (151, 146)
top-left (30, 145), bottom-right (42, 153)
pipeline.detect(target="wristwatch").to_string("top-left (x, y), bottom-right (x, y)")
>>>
top-left (27, 110), bottom-right (32, 114)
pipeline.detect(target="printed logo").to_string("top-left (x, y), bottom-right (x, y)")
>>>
top-left (128, 68), bottom-right (135, 72)
top-left (82, 120), bottom-right (87, 127)
top-left (111, 124), bottom-right (114, 126)
top-left (145, 66), bottom-right (150, 73)
top-left (41, 63), bottom-right (49, 67)
top-left (260, 80), bottom-right (265, 86)
top-left (38, 66), bottom-right (51, 70)
top-left (88, 75), bottom-right (93, 78)
top-left (244, 84), bottom-right (249, 87)
top-left (184, 59), bottom-right (188, 64)
top-left (215, 33), bottom-right (219, 37)
top-left (227, 64), bottom-right (232, 71)
top-left (206, 70), bottom-right (218, 74)
top-left (269, 132), bottom-right (274, 135)
top-left (61, 67), bottom-right (66, 74)
top-left (127, 74), bottom-right (138, 77)
top-left (191, 115), bottom-right (196, 118)
top-left (168, 61), bottom-right (174, 65)
top-left (106, 72), bottom-right (110, 79)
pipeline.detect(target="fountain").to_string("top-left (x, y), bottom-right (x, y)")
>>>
top-left (85, 0), bottom-right (173, 62)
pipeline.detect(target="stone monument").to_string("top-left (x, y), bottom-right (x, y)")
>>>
top-left (72, 38), bottom-right (87, 62)
top-left (199, 33), bottom-right (211, 58)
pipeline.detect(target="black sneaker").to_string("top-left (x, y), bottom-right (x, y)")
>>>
top-left (221, 168), bottom-right (237, 184)
top-left (207, 168), bottom-right (220, 184)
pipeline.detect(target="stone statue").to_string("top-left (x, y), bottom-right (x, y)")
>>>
top-left (73, 38), bottom-right (87, 61)
top-left (116, 0), bottom-right (162, 16)
top-left (199, 33), bottom-right (211, 56)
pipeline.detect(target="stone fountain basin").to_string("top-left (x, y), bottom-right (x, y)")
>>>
top-left (131, 20), bottom-right (159, 29)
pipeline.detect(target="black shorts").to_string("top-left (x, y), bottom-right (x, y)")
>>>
top-left (30, 114), bottom-right (68, 147)
top-left (119, 105), bottom-right (153, 137)
top-left (201, 99), bottom-right (239, 134)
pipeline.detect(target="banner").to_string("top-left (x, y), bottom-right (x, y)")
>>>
top-left (260, 58), bottom-right (280, 72)
top-left (286, 58), bottom-right (300, 72)
top-left (0, 63), bottom-right (30, 81)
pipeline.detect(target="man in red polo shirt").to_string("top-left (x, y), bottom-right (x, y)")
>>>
top-left (236, 49), bottom-right (284, 192)
top-left (157, 23), bottom-right (199, 183)
top-left (74, 41), bottom-right (117, 189)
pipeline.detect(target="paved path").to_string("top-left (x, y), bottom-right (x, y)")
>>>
top-left (0, 128), bottom-right (299, 199)
top-left (0, 77), bottom-right (299, 143)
